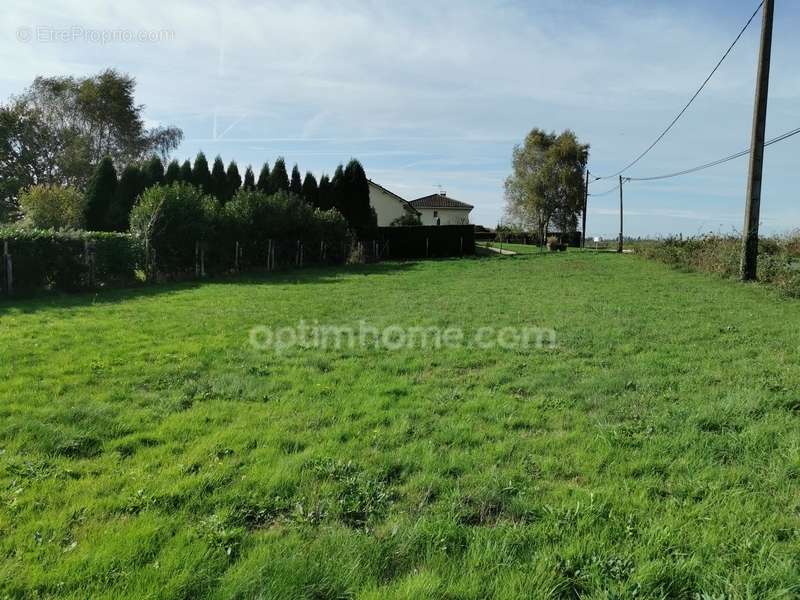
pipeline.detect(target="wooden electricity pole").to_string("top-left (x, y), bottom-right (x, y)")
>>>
top-left (581, 170), bottom-right (589, 248)
top-left (740, 0), bottom-right (774, 281)
top-left (617, 176), bottom-right (624, 253)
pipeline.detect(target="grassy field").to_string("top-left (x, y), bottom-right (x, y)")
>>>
top-left (2, 252), bottom-right (800, 598)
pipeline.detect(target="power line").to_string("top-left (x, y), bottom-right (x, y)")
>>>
top-left (626, 126), bottom-right (800, 181)
top-left (588, 182), bottom-right (621, 197)
top-left (593, 1), bottom-right (764, 181)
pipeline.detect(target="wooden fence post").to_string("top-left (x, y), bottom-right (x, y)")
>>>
top-left (200, 247), bottom-right (206, 277)
top-left (460, 237), bottom-right (464, 256)
top-left (235, 241), bottom-right (240, 271)
top-left (195, 241), bottom-right (200, 277)
top-left (426, 237), bottom-right (429, 258)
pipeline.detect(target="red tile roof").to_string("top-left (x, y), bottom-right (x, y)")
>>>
top-left (410, 193), bottom-right (473, 210)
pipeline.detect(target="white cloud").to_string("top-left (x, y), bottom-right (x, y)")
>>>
top-left (1, 0), bottom-right (798, 234)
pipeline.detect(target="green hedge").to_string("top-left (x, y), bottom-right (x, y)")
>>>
top-left (0, 228), bottom-right (142, 293)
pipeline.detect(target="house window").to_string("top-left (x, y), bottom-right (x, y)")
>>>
top-left (433, 210), bottom-right (438, 218)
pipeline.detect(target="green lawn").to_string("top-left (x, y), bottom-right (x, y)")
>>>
top-left (2, 252), bottom-right (800, 598)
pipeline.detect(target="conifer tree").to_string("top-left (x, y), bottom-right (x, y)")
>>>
top-left (225, 161), bottom-right (242, 202)
top-left (317, 174), bottom-right (332, 210)
top-left (256, 162), bottom-right (271, 194)
top-left (191, 152), bottom-right (212, 194)
top-left (243, 166), bottom-right (255, 191)
top-left (210, 156), bottom-right (227, 201)
top-left (330, 164), bottom-right (346, 219)
top-left (143, 156), bottom-right (164, 188)
top-left (290, 164), bottom-right (303, 196)
top-left (164, 160), bottom-right (181, 185)
top-left (85, 157), bottom-right (118, 231)
top-left (179, 160), bottom-right (193, 183)
top-left (343, 159), bottom-right (377, 238)
top-left (269, 157), bottom-right (290, 193)
top-left (302, 172), bottom-right (319, 207)
top-left (111, 164), bottom-right (146, 231)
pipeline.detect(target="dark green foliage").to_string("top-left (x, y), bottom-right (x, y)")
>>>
top-left (302, 172), bottom-right (318, 207)
top-left (318, 174), bottom-right (332, 210)
top-left (269, 157), bottom-right (290, 193)
top-left (226, 161), bottom-right (242, 203)
top-left (222, 190), bottom-right (350, 270)
top-left (256, 163), bottom-right (271, 194)
top-left (335, 159), bottom-right (378, 238)
top-left (179, 160), bottom-right (193, 183)
top-left (191, 152), bottom-right (212, 194)
top-left (0, 227), bottom-right (140, 291)
top-left (164, 160), bottom-right (181, 185)
top-left (330, 166), bottom-right (345, 216)
top-left (111, 165), bottom-right (146, 231)
top-left (142, 156), bottom-right (164, 188)
top-left (85, 157), bottom-right (118, 231)
top-left (290, 165), bottom-right (302, 196)
top-left (210, 156), bottom-right (227, 202)
top-left (243, 166), bottom-right (255, 191)
top-left (129, 182), bottom-right (217, 276)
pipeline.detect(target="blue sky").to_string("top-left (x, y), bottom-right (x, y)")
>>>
top-left (2, 0), bottom-right (798, 236)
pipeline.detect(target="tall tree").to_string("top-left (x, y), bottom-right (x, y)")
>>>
top-left (85, 156), bottom-right (118, 231)
top-left (302, 172), bottom-right (319, 207)
top-left (330, 165), bottom-right (346, 218)
top-left (226, 161), bottom-right (242, 202)
top-left (210, 155), bottom-right (227, 201)
top-left (317, 174), bottom-right (332, 211)
top-left (256, 162), bottom-right (271, 194)
top-left (343, 159), bottom-right (377, 238)
top-left (242, 166), bottom-right (255, 191)
top-left (191, 152), bottom-right (212, 194)
top-left (8, 69), bottom-right (181, 187)
top-left (143, 155), bottom-right (164, 189)
top-left (164, 159), bottom-right (181, 185)
top-left (290, 164), bottom-right (303, 196)
top-left (111, 164), bottom-right (146, 230)
top-left (269, 157), bottom-right (290, 193)
top-left (503, 129), bottom-right (588, 245)
top-left (179, 160), bottom-right (193, 183)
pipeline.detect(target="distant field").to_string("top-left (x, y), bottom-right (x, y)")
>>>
top-left (2, 253), bottom-right (800, 598)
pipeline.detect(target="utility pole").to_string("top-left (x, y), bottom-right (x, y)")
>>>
top-left (617, 176), bottom-right (624, 253)
top-left (581, 170), bottom-right (589, 249)
top-left (740, 0), bottom-right (774, 281)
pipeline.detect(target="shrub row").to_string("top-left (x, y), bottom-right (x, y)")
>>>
top-left (638, 234), bottom-right (800, 297)
top-left (130, 184), bottom-right (353, 279)
top-left (0, 228), bottom-right (141, 292)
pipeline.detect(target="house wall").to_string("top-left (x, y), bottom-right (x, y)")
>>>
top-left (416, 207), bottom-right (471, 226)
top-left (368, 184), bottom-right (414, 227)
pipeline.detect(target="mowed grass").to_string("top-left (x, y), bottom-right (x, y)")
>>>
top-left (2, 252), bottom-right (800, 598)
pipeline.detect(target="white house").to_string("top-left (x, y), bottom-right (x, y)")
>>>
top-left (409, 192), bottom-right (473, 226)
top-left (368, 180), bottom-right (421, 226)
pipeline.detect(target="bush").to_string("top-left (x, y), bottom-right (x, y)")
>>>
top-left (129, 182), bottom-right (216, 278)
top-left (640, 234), bottom-right (800, 297)
top-left (221, 190), bottom-right (350, 269)
top-left (0, 227), bottom-right (140, 292)
top-left (18, 185), bottom-right (87, 230)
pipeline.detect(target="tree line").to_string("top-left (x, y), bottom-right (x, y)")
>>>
top-left (78, 153), bottom-right (377, 238)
